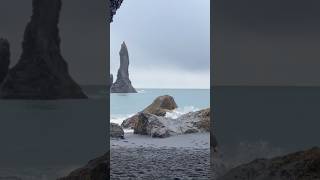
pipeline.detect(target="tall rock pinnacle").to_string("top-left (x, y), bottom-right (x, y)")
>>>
top-left (111, 42), bottom-right (137, 93)
top-left (0, 38), bottom-right (10, 84)
top-left (0, 0), bottom-right (87, 99)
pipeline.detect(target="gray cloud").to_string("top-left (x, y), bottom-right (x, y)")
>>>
top-left (111, 0), bottom-right (210, 88)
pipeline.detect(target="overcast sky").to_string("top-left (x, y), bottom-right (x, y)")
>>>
top-left (214, 0), bottom-right (320, 86)
top-left (111, 0), bottom-right (210, 89)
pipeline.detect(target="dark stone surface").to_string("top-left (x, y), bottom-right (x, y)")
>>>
top-left (111, 42), bottom-right (137, 93)
top-left (109, 74), bottom-right (113, 88)
top-left (0, 38), bottom-right (10, 84)
top-left (109, 0), bottom-right (123, 23)
top-left (218, 147), bottom-right (320, 180)
top-left (0, 0), bottom-right (87, 99)
top-left (122, 95), bottom-right (177, 129)
top-left (57, 152), bottom-right (109, 180)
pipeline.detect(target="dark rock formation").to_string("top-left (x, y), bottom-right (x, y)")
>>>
top-left (109, 0), bottom-right (124, 23)
top-left (122, 95), bottom-right (178, 128)
top-left (218, 147), bottom-right (320, 180)
top-left (109, 74), bottom-right (113, 88)
top-left (110, 123), bottom-right (124, 139)
top-left (110, 42), bottom-right (137, 93)
top-left (58, 152), bottom-right (109, 180)
top-left (133, 108), bottom-right (211, 138)
top-left (0, 38), bottom-right (10, 84)
top-left (134, 113), bottom-right (171, 138)
top-left (0, 0), bottom-right (87, 99)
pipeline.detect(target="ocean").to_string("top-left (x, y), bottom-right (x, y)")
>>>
top-left (0, 85), bottom-right (107, 179)
top-left (110, 89), bottom-right (210, 125)
top-left (214, 86), bottom-right (320, 163)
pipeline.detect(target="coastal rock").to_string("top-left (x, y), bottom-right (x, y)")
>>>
top-left (0, 38), bottom-right (10, 84)
top-left (178, 108), bottom-right (210, 132)
top-left (58, 152), bottom-right (109, 180)
top-left (134, 113), bottom-right (171, 138)
top-left (109, 0), bottom-right (123, 23)
top-left (122, 95), bottom-right (178, 128)
top-left (218, 147), bottom-right (320, 180)
top-left (0, 0), bottom-right (87, 99)
top-left (109, 74), bottom-right (113, 88)
top-left (110, 42), bottom-right (137, 93)
top-left (134, 108), bottom-right (210, 138)
top-left (110, 123), bottom-right (124, 139)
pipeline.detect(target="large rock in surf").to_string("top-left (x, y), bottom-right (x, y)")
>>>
top-left (134, 108), bottom-right (211, 138)
top-left (110, 42), bottom-right (137, 93)
top-left (110, 123), bottom-right (124, 139)
top-left (109, 0), bottom-right (123, 23)
top-left (134, 113), bottom-right (171, 138)
top-left (0, 0), bottom-right (87, 99)
top-left (0, 38), bottom-right (10, 84)
top-left (58, 152), bottom-right (109, 180)
top-left (122, 95), bottom-right (178, 128)
top-left (218, 147), bottom-right (320, 180)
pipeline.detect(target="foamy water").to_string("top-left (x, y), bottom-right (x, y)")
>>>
top-left (111, 89), bottom-right (210, 127)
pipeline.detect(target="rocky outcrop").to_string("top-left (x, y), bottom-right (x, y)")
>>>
top-left (134, 108), bottom-right (210, 138)
top-left (58, 152), bottom-right (109, 180)
top-left (110, 123), bottom-right (124, 139)
top-left (110, 42), bottom-right (137, 93)
top-left (0, 0), bottom-right (87, 99)
top-left (122, 95), bottom-right (178, 128)
top-left (218, 147), bottom-right (320, 180)
top-left (0, 38), bottom-right (10, 84)
top-left (109, 0), bottom-right (123, 23)
top-left (109, 74), bottom-right (113, 88)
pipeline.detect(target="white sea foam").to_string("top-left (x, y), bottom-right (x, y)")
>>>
top-left (137, 89), bottom-right (146, 93)
top-left (165, 106), bottom-right (199, 119)
top-left (110, 114), bottom-right (134, 125)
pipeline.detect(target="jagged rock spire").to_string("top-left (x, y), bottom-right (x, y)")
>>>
top-left (0, 0), bottom-right (87, 99)
top-left (111, 42), bottom-right (137, 93)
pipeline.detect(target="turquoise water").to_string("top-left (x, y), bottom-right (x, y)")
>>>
top-left (111, 89), bottom-right (210, 124)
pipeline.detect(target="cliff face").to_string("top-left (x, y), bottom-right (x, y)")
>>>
top-left (111, 42), bottom-right (137, 93)
top-left (57, 153), bottom-right (109, 180)
top-left (0, 0), bottom-right (87, 99)
top-left (0, 38), bottom-right (10, 84)
top-left (218, 147), bottom-right (320, 180)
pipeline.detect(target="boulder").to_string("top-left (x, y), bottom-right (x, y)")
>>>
top-left (122, 95), bottom-right (177, 128)
top-left (58, 152), bottom-right (109, 180)
top-left (178, 108), bottom-right (210, 132)
top-left (0, 0), bottom-right (87, 99)
top-left (110, 123), bottom-right (124, 139)
top-left (218, 147), bottom-right (320, 180)
top-left (0, 38), bottom-right (10, 84)
top-left (111, 42), bottom-right (137, 93)
top-left (134, 113), bottom-right (170, 138)
top-left (134, 108), bottom-right (210, 138)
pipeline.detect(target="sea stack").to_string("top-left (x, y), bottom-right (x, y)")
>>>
top-left (0, 0), bottom-right (87, 99)
top-left (0, 38), bottom-right (10, 84)
top-left (111, 42), bottom-right (137, 93)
